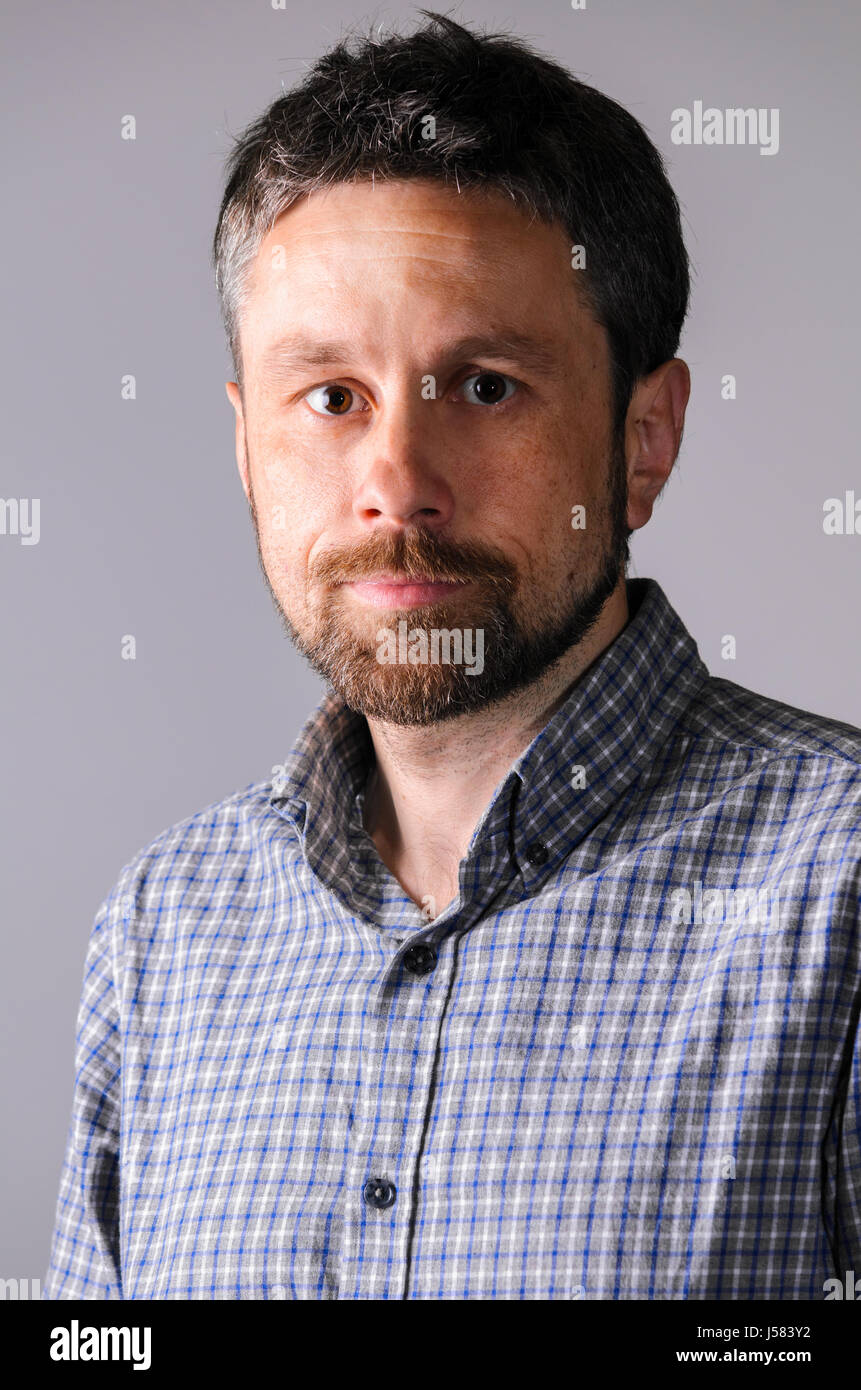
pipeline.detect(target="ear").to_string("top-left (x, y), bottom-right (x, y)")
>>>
top-left (623, 359), bottom-right (690, 532)
top-left (225, 381), bottom-right (251, 503)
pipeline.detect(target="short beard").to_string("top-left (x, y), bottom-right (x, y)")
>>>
top-left (249, 434), bottom-right (631, 727)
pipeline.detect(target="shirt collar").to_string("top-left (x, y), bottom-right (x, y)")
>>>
top-left (269, 577), bottom-right (710, 907)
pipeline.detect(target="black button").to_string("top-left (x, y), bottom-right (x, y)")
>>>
top-left (525, 840), bottom-right (549, 866)
top-left (363, 1177), bottom-right (396, 1209)
top-left (403, 942), bottom-right (437, 975)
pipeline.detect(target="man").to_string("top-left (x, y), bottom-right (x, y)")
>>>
top-left (45, 12), bottom-right (860, 1300)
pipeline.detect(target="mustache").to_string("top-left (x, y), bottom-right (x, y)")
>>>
top-left (308, 528), bottom-right (518, 596)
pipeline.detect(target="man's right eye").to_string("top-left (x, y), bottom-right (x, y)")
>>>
top-left (304, 384), bottom-right (365, 416)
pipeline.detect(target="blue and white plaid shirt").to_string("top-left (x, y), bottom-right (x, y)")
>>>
top-left (44, 577), bottom-right (861, 1299)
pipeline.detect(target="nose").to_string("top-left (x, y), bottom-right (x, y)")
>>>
top-left (351, 388), bottom-right (456, 532)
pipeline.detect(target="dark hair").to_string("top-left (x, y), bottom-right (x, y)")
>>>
top-left (212, 9), bottom-right (690, 434)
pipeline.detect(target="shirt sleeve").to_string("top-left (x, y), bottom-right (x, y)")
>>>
top-left (42, 889), bottom-right (124, 1299)
top-left (834, 1000), bottom-right (861, 1277)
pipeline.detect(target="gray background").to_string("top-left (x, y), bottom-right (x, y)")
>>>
top-left (2, 0), bottom-right (858, 1281)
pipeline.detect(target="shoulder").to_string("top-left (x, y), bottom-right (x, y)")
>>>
top-left (97, 777), bottom-right (284, 926)
top-left (674, 674), bottom-right (861, 829)
top-left (685, 674), bottom-right (861, 769)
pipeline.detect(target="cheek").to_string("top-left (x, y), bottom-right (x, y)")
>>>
top-left (250, 425), bottom-right (348, 527)
top-left (483, 420), bottom-right (609, 578)
top-left (493, 425), bottom-right (595, 529)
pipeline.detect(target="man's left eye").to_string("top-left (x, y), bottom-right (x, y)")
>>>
top-left (459, 372), bottom-right (518, 406)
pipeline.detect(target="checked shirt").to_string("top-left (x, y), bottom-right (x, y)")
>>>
top-left (44, 577), bottom-right (861, 1299)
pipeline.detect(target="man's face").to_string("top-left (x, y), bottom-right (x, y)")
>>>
top-left (227, 178), bottom-right (629, 726)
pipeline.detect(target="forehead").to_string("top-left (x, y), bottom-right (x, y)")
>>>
top-left (240, 178), bottom-right (605, 375)
top-left (249, 179), bottom-right (574, 299)
top-left (257, 178), bottom-right (561, 253)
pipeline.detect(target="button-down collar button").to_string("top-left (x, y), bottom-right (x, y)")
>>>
top-left (363, 1177), bottom-right (396, 1209)
top-left (403, 942), bottom-right (437, 975)
top-left (525, 840), bottom-right (549, 866)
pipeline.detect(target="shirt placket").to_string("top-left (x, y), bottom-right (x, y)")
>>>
top-left (339, 920), bottom-right (459, 1299)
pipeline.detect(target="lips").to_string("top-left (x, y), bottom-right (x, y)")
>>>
top-left (341, 575), bottom-right (472, 609)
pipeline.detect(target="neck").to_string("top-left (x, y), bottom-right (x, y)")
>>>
top-left (361, 578), bottom-right (630, 914)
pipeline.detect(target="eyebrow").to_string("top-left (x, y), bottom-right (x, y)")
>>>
top-left (258, 330), bottom-right (561, 379)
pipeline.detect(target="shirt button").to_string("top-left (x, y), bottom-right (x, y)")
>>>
top-left (363, 1177), bottom-right (397, 1209)
top-left (525, 840), bottom-right (549, 865)
top-left (403, 942), bottom-right (437, 975)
